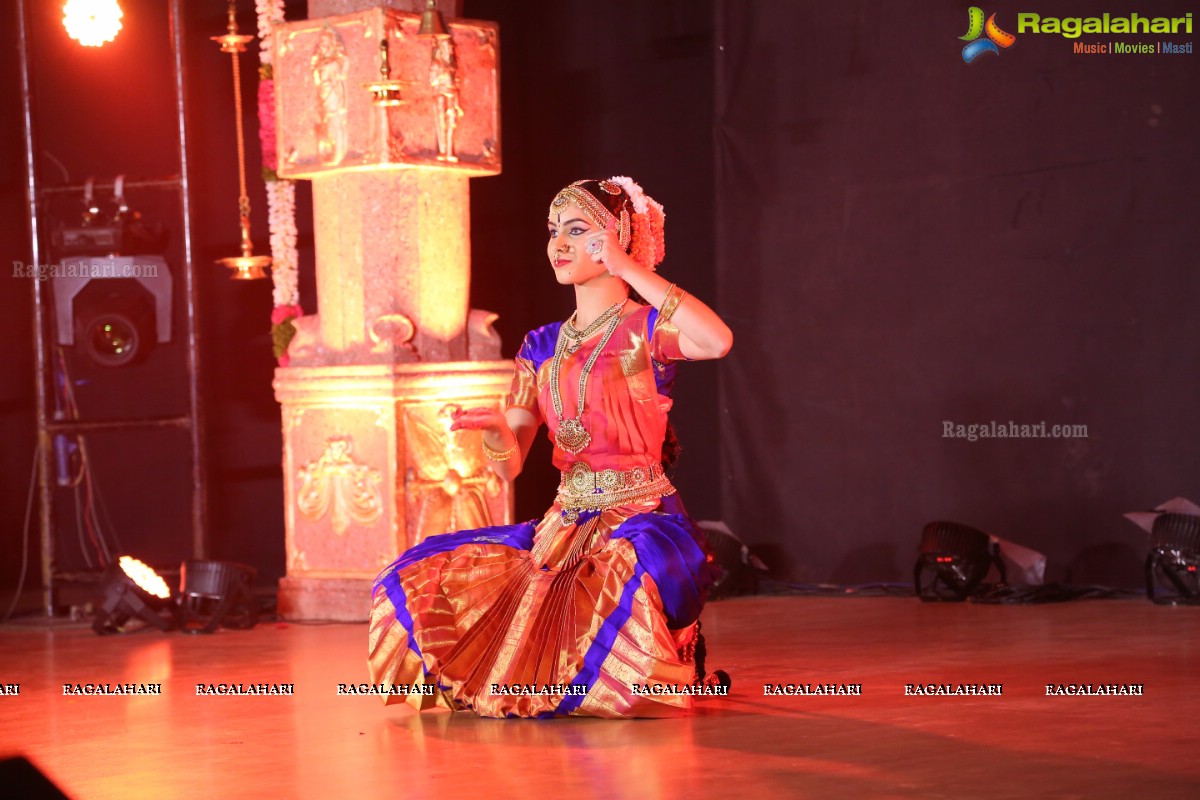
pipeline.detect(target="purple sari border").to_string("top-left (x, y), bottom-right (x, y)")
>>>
top-left (379, 574), bottom-right (424, 663)
top-left (555, 562), bottom-right (646, 715)
top-left (611, 513), bottom-right (709, 629)
top-left (373, 522), bottom-right (537, 678)
top-left (388, 522), bottom-right (537, 574)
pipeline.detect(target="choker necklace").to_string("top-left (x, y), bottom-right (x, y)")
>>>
top-left (550, 300), bottom-right (627, 454)
top-left (561, 299), bottom-right (625, 355)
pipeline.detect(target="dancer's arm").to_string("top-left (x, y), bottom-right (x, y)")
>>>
top-left (584, 230), bottom-right (733, 361)
top-left (449, 406), bottom-right (539, 482)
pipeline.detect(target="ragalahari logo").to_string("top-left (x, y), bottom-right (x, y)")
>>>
top-left (960, 7), bottom-right (1017, 62)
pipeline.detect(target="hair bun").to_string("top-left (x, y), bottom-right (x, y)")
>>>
top-left (610, 176), bottom-right (665, 269)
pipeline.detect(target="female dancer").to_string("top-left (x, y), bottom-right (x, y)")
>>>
top-left (369, 176), bottom-right (733, 718)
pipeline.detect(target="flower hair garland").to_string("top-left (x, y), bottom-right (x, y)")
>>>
top-left (610, 175), bottom-right (665, 270)
top-left (256, 0), bottom-right (301, 364)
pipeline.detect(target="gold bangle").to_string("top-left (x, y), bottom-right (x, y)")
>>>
top-left (482, 437), bottom-right (519, 462)
top-left (658, 283), bottom-right (687, 323)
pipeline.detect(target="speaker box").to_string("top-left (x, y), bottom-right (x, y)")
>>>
top-left (0, 756), bottom-right (70, 799)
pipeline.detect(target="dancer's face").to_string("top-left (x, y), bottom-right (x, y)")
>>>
top-left (546, 203), bottom-right (608, 285)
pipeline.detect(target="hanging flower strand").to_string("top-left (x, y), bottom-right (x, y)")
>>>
top-left (255, 0), bottom-right (301, 364)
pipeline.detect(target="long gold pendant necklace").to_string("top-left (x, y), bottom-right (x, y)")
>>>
top-left (551, 300), bottom-right (626, 455)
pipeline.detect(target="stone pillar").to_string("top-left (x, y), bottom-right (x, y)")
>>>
top-left (308, 170), bottom-right (471, 362)
top-left (270, 3), bottom-right (506, 620)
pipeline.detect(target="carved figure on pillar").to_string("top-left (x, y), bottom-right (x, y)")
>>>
top-left (403, 403), bottom-right (502, 545)
top-left (430, 36), bottom-right (463, 162)
top-left (296, 436), bottom-right (383, 536)
top-left (311, 25), bottom-right (349, 166)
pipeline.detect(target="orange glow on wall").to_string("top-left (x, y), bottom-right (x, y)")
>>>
top-left (63, 0), bottom-right (124, 47)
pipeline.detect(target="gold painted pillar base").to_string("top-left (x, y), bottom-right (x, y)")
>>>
top-left (278, 576), bottom-right (371, 622)
top-left (274, 361), bottom-right (513, 621)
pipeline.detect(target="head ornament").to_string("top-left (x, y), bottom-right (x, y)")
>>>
top-left (549, 176), bottom-right (666, 269)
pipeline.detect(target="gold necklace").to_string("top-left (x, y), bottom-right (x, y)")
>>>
top-left (561, 299), bottom-right (624, 355)
top-left (550, 301), bottom-right (626, 455)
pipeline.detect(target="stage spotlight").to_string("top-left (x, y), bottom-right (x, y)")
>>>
top-left (92, 556), bottom-right (175, 634)
top-left (178, 560), bottom-right (258, 634)
top-left (53, 257), bottom-right (173, 367)
top-left (914, 521), bottom-right (1006, 602)
top-left (1145, 513), bottom-right (1200, 605)
top-left (77, 292), bottom-right (152, 367)
top-left (63, 0), bottom-right (124, 48)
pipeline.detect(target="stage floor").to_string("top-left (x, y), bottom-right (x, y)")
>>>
top-left (1, 596), bottom-right (1197, 799)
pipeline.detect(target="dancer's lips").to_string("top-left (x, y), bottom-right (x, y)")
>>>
top-left (553, 258), bottom-right (571, 268)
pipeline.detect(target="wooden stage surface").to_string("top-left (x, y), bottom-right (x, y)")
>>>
top-left (1, 596), bottom-right (1197, 799)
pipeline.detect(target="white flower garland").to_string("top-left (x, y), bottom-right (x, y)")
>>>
top-left (267, 181), bottom-right (298, 307)
top-left (255, 0), bottom-right (282, 65)
top-left (255, 0), bottom-right (299, 310)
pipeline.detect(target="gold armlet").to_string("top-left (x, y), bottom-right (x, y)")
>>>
top-left (658, 283), bottom-right (688, 324)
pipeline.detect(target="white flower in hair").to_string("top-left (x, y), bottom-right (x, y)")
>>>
top-left (609, 175), bottom-right (649, 214)
top-left (607, 175), bottom-right (666, 269)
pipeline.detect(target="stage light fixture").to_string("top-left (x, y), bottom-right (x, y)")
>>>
top-left (914, 521), bottom-right (1006, 602)
top-left (52, 176), bottom-right (174, 367)
top-left (1145, 512), bottom-right (1200, 605)
top-left (697, 520), bottom-right (769, 599)
top-left (92, 556), bottom-right (176, 634)
top-left (74, 285), bottom-right (156, 367)
top-left (63, 0), bottom-right (124, 47)
top-left (178, 560), bottom-right (258, 634)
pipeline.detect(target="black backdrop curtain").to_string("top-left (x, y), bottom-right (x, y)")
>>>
top-left (715, 0), bottom-right (1199, 586)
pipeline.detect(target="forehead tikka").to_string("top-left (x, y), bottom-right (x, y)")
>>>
top-left (549, 184), bottom-right (631, 249)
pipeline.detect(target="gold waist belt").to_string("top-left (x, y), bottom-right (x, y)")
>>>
top-left (556, 462), bottom-right (676, 517)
